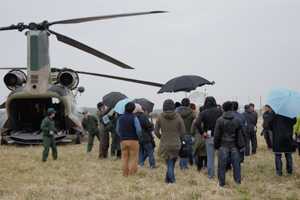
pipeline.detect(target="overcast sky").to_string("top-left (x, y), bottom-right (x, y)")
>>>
top-left (0, 0), bottom-right (299, 110)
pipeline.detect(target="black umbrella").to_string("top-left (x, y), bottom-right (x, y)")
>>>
top-left (102, 92), bottom-right (127, 108)
top-left (131, 98), bottom-right (154, 114)
top-left (157, 75), bottom-right (214, 94)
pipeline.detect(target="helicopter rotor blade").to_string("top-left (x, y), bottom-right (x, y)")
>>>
top-left (0, 25), bottom-right (20, 31)
top-left (75, 70), bottom-right (164, 87)
top-left (48, 30), bottom-right (134, 69)
top-left (0, 67), bottom-right (27, 70)
top-left (47, 11), bottom-right (167, 26)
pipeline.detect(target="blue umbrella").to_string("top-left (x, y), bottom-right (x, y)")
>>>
top-left (113, 98), bottom-right (135, 114)
top-left (266, 88), bottom-right (300, 118)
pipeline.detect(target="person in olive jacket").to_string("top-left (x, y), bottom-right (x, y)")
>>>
top-left (154, 99), bottom-right (186, 183)
top-left (191, 119), bottom-right (207, 172)
top-left (81, 110), bottom-right (100, 153)
top-left (177, 98), bottom-right (196, 169)
top-left (96, 102), bottom-right (112, 159)
top-left (40, 108), bottom-right (61, 162)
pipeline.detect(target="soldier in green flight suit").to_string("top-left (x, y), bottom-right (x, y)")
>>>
top-left (40, 108), bottom-right (61, 162)
top-left (81, 110), bottom-right (100, 152)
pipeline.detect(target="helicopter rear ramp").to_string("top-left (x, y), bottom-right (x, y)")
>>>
top-left (3, 134), bottom-right (78, 145)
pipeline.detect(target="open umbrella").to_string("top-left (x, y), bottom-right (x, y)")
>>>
top-left (157, 75), bottom-right (214, 94)
top-left (102, 92), bottom-right (127, 108)
top-left (188, 91), bottom-right (222, 107)
top-left (266, 88), bottom-right (300, 118)
top-left (113, 98), bottom-right (135, 114)
top-left (131, 98), bottom-right (154, 114)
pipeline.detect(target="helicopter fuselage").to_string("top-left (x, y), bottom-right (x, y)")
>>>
top-left (1, 30), bottom-right (83, 144)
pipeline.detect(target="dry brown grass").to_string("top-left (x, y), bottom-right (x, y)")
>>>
top-left (1, 117), bottom-right (300, 199)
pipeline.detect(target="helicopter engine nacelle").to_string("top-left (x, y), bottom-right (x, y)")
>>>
top-left (57, 69), bottom-right (79, 90)
top-left (4, 70), bottom-right (27, 90)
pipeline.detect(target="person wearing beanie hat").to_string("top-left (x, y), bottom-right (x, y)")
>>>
top-left (40, 108), bottom-right (61, 162)
top-left (154, 99), bottom-right (186, 183)
top-left (116, 102), bottom-right (142, 177)
top-left (81, 110), bottom-right (100, 153)
top-left (133, 103), bottom-right (156, 168)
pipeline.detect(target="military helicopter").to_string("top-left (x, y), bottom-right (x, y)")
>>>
top-left (0, 11), bottom-right (165, 145)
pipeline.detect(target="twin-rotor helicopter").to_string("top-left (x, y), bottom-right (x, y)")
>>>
top-left (0, 11), bottom-right (165, 145)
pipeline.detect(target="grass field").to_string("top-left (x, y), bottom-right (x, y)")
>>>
top-left (1, 117), bottom-right (300, 199)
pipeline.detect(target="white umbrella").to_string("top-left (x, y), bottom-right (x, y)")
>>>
top-left (188, 91), bottom-right (222, 107)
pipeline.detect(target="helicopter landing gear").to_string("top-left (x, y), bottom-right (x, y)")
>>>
top-left (1, 136), bottom-right (7, 145)
top-left (75, 135), bottom-right (81, 144)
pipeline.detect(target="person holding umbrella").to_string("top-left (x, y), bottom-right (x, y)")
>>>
top-left (267, 113), bottom-right (296, 176)
top-left (96, 102), bottom-right (112, 159)
top-left (266, 88), bottom-right (300, 176)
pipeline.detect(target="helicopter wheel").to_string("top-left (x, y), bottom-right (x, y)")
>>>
top-left (75, 135), bottom-right (81, 144)
top-left (1, 136), bottom-right (8, 145)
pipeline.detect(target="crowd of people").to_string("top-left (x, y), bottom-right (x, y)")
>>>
top-left (40, 96), bottom-right (300, 187)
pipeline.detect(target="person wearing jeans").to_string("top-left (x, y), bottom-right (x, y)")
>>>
top-left (243, 105), bottom-right (258, 156)
top-left (166, 157), bottom-right (177, 183)
top-left (195, 97), bottom-right (223, 179)
top-left (133, 104), bottom-right (156, 169)
top-left (177, 98), bottom-right (196, 170)
top-left (179, 134), bottom-right (194, 170)
top-left (218, 147), bottom-right (241, 186)
top-left (154, 99), bottom-right (186, 184)
top-left (267, 113), bottom-right (296, 176)
top-left (206, 136), bottom-right (215, 178)
top-left (214, 101), bottom-right (245, 187)
top-left (275, 153), bottom-right (292, 176)
top-left (138, 142), bottom-right (156, 168)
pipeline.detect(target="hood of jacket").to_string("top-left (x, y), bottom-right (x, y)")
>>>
top-left (204, 96), bottom-right (217, 109)
top-left (222, 110), bottom-right (235, 119)
top-left (162, 110), bottom-right (177, 120)
top-left (134, 112), bottom-right (143, 118)
top-left (245, 108), bottom-right (253, 114)
top-left (163, 99), bottom-right (175, 111)
top-left (133, 109), bottom-right (144, 114)
top-left (177, 106), bottom-right (194, 118)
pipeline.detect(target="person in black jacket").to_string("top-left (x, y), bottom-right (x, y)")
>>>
top-left (268, 113), bottom-right (296, 176)
top-left (195, 96), bottom-right (223, 179)
top-left (262, 105), bottom-right (274, 149)
top-left (134, 104), bottom-right (156, 168)
top-left (243, 105), bottom-right (258, 156)
top-left (214, 101), bottom-right (245, 187)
